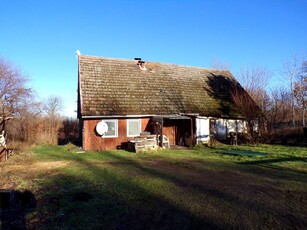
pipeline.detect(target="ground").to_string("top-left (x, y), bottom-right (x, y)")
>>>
top-left (0, 144), bottom-right (306, 229)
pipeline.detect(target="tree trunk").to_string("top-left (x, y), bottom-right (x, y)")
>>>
top-left (303, 107), bottom-right (305, 127)
top-left (290, 73), bottom-right (296, 127)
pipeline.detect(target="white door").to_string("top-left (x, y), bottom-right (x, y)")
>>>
top-left (196, 118), bottom-right (210, 143)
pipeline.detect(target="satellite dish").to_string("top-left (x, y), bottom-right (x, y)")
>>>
top-left (96, 120), bottom-right (108, 136)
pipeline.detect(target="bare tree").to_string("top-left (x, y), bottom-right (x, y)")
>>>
top-left (43, 96), bottom-right (64, 144)
top-left (44, 96), bottom-right (63, 116)
top-left (210, 58), bottom-right (231, 70)
top-left (237, 67), bottom-right (271, 114)
top-left (0, 56), bottom-right (34, 150)
top-left (293, 59), bottom-right (307, 126)
top-left (0, 56), bottom-right (69, 147)
top-left (231, 81), bottom-right (263, 143)
top-left (266, 87), bottom-right (292, 133)
top-left (0, 57), bottom-right (32, 122)
top-left (8, 99), bottom-right (42, 142)
top-left (237, 66), bottom-right (271, 101)
top-left (235, 67), bottom-right (272, 138)
top-left (238, 67), bottom-right (272, 110)
top-left (283, 55), bottom-right (301, 127)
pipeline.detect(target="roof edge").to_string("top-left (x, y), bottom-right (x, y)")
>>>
top-left (78, 54), bottom-right (231, 73)
top-left (81, 114), bottom-right (157, 119)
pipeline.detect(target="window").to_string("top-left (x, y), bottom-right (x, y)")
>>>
top-left (103, 120), bottom-right (118, 138)
top-left (127, 119), bottom-right (141, 137)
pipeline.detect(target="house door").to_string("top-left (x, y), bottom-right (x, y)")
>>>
top-left (162, 118), bottom-right (192, 146)
top-left (163, 125), bottom-right (176, 145)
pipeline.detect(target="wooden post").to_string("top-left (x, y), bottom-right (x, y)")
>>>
top-left (190, 118), bottom-right (193, 145)
top-left (160, 119), bottom-right (164, 147)
top-left (225, 119), bottom-right (228, 140)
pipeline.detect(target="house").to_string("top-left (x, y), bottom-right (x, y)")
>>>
top-left (77, 54), bottom-right (255, 151)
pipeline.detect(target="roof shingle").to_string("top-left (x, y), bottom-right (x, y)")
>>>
top-left (78, 55), bottom-right (244, 117)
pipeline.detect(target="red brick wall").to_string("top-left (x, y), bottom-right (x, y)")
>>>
top-left (82, 118), bottom-right (151, 151)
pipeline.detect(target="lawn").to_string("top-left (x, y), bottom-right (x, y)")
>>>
top-left (0, 144), bottom-right (306, 229)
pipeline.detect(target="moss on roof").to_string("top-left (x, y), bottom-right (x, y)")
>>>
top-left (78, 55), bottom-right (245, 117)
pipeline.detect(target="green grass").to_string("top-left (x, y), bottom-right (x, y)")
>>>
top-left (5, 144), bottom-right (307, 229)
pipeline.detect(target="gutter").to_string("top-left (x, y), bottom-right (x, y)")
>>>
top-left (81, 114), bottom-right (156, 119)
top-left (81, 113), bottom-right (191, 119)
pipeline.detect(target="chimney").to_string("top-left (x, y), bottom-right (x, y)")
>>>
top-left (135, 58), bottom-right (146, 71)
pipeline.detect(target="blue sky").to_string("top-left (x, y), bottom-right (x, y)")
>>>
top-left (1, 0), bottom-right (306, 117)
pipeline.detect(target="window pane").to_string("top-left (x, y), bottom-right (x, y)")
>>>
top-left (128, 120), bottom-right (140, 136)
top-left (105, 121), bottom-right (116, 136)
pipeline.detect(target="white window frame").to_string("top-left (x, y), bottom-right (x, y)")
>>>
top-left (102, 119), bottom-right (118, 138)
top-left (127, 119), bottom-right (141, 137)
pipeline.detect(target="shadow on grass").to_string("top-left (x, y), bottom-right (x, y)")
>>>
top-left (203, 145), bottom-right (307, 181)
top-left (35, 152), bottom-right (227, 230)
top-left (239, 156), bottom-right (307, 176)
top-left (33, 148), bottom-right (307, 229)
top-left (240, 156), bottom-right (307, 165)
top-left (0, 190), bottom-right (36, 230)
top-left (101, 152), bottom-right (307, 221)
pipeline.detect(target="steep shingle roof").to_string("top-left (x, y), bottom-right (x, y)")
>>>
top-left (78, 55), bottom-right (244, 117)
